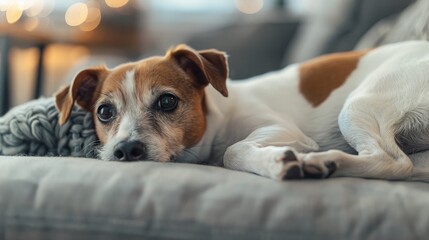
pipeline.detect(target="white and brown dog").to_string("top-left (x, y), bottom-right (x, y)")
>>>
top-left (55, 40), bottom-right (429, 181)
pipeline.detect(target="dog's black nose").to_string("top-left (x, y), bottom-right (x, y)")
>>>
top-left (113, 141), bottom-right (146, 161)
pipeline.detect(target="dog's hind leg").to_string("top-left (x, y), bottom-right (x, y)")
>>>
top-left (299, 99), bottom-right (414, 180)
top-left (396, 107), bottom-right (429, 182)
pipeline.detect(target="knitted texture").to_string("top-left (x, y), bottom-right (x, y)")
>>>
top-left (0, 98), bottom-right (99, 158)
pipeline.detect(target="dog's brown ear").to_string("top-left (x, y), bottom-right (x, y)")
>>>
top-left (168, 44), bottom-right (229, 97)
top-left (54, 66), bottom-right (107, 125)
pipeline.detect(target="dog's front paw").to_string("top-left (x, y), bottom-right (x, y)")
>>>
top-left (277, 149), bottom-right (305, 180)
top-left (301, 152), bottom-right (338, 178)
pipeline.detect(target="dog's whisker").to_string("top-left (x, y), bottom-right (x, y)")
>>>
top-left (82, 139), bottom-right (102, 158)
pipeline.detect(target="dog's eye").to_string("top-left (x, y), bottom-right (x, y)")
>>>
top-left (157, 94), bottom-right (178, 112)
top-left (97, 104), bottom-right (116, 123)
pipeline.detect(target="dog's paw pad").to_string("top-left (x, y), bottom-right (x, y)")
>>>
top-left (280, 150), bottom-right (298, 163)
top-left (282, 163), bottom-right (303, 180)
top-left (325, 161), bottom-right (337, 177)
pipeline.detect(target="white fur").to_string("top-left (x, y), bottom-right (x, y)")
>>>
top-left (183, 40), bottom-right (429, 180)
top-left (116, 70), bottom-right (138, 141)
top-left (124, 70), bottom-right (137, 107)
top-left (116, 115), bottom-right (132, 140)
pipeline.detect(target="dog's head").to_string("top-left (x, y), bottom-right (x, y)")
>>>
top-left (54, 44), bottom-right (228, 162)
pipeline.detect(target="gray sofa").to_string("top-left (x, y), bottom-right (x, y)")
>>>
top-left (2, 0), bottom-right (429, 239)
top-left (186, 0), bottom-right (414, 79)
top-left (1, 156), bottom-right (429, 240)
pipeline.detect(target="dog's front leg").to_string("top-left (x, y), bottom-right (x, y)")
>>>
top-left (223, 125), bottom-right (319, 180)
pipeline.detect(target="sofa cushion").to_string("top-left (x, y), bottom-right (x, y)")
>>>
top-left (285, 0), bottom-right (414, 64)
top-left (356, 0), bottom-right (429, 49)
top-left (1, 156), bottom-right (429, 239)
top-left (186, 14), bottom-right (299, 79)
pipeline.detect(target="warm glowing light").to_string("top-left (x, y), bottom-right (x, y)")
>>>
top-left (105, 0), bottom-right (129, 8)
top-left (6, 6), bottom-right (23, 23)
top-left (234, 0), bottom-right (264, 14)
top-left (26, 0), bottom-right (45, 17)
top-left (65, 2), bottom-right (88, 27)
top-left (38, 0), bottom-right (55, 17)
top-left (0, 1), bottom-right (11, 12)
top-left (24, 17), bottom-right (39, 31)
top-left (80, 6), bottom-right (101, 31)
top-left (86, 6), bottom-right (101, 23)
top-left (16, 0), bottom-right (33, 10)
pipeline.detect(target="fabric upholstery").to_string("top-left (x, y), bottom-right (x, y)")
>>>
top-left (0, 156), bottom-right (428, 240)
top-left (186, 13), bottom-right (299, 79)
top-left (356, 0), bottom-right (429, 49)
top-left (284, 0), bottom-right (414, 64)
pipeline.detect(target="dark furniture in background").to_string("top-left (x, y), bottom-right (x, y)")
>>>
top-left (0, 33), bottom-right (46, 116)
top-left (186, 13), bottom-right (300, 80)
top-left (0, 37), bottom-right (10, 116)
top-left (0, 10), bottom-right (142, 116)
top-left (185, 0), bottom-right (415, 80)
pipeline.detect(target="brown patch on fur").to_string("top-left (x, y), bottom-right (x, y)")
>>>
top-left (182, 88), bottom-right (207, 147)
top-left (54, 86), bottom-right (72, 125)
top-left (299, 50), bottom-right (370, 107)
top-left (54, 66), bottom-right (108, 125)
top-left (167, 44), bottom-right (229, 97)
top-left (132, 57), bottom-right (209, 148)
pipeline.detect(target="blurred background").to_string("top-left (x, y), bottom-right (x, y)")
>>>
top-left (0, 0), bottom-right (427, 116)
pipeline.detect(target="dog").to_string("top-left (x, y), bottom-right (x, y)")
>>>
top-left (54, 40), bottom-right (429, 181)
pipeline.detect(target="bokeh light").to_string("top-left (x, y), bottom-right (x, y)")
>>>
top-left (80, 6), bottom-right (101, 31)
top-left (0, 1), bottom-right (11, 12)
top-left (37, 0), bottom-right (55, 18)
top-left (6, 5), bottom-right (23, 23)
top-left (24, 17), bottom-right (39, 31)
top-left (65, 2), bottom-right (88, 27)
top-left (26, 0), bottom-right (45, 17)
top-left (234, 0), bottom-right (264, 14)
top-left (16, 0), bottom-right (33, 11)
top-left (105, 0), bottom-right (129, 9)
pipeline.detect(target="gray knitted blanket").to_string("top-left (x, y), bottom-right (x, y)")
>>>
top-left (0, 98), bottom-right (99, 158)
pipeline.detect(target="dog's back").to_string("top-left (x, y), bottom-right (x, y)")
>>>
top-left (221, 41), bottom-right (429, 154)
